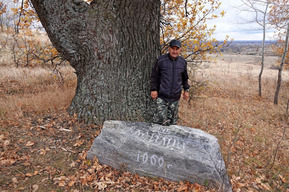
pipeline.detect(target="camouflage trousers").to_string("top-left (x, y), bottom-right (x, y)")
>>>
top-left (152, 97), bottom-right (179, 126)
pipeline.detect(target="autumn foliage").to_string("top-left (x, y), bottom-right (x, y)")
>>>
top-left (160, 0), bottom-right (229, 60)
top-left (0, 0), bottom-right (63, 68)
top-left (268, 0), bottom-right (289, 67)
top-left (0, 0), bottom-right (229, 68)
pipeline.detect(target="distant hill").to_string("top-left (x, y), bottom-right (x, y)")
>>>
top-left (220, 40), bottom-right (278, 56)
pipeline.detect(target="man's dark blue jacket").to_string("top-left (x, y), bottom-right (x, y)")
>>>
top-left (151, 53), bottom-right (190, 102)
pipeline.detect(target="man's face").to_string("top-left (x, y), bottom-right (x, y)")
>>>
top-left (168, 46), bottom-right (181, 59)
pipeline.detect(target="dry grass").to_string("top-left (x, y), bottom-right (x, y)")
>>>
top-left (180, 54), bottom-right (289, 190)
top-left (0, 54), bottom-right (289, 191)
top-left (0, 66), bottom-right (77, 119)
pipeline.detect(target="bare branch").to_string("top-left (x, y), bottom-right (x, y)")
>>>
top-left (15, 0), bottom-right (24, 34)
top-left (185, 0), bottom-right (189, 17)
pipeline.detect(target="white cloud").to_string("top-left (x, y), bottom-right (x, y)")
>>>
top-left (208, 0), bottom-right (278, 41)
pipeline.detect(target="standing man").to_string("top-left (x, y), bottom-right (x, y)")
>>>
top-left (151, 39), bottom-right (190, 126)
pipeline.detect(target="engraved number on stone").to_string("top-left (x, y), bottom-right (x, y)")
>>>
top-left (142, 152), bottom-right (148, 164)
top-left (150, 155), bottom-right (157, 166)
top-left (136, 152), bottom-right (140, 162)
top-left (136, 152), bottom-right (165, 168)
top-left (158, 156), bottom-right (164, 168)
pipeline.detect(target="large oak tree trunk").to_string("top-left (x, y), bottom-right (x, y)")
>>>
top-left (31, 0), bottom-right (160, 124)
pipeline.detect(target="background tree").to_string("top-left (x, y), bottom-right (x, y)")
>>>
top-left (240, 0), bottom-right (271, 97)
top-left (273, 24), bottom-right (289, 105)
top-left (160, 0), bottom-right (229, 102)
top-left (0, 1), bottom-right (7, 32)
top-left (0, 0), bottom-right (64, 69)
top-left (268, 0), bottom-right (289, 104)
top-left (160, 0), bottom-right (228, 60)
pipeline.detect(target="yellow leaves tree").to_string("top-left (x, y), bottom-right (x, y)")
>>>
top-left (4, 0), bottom-right (227, 68)
top-left (160, 0), bottom-right (229, 60)
top-left (268, 0), bottom-right (289, 104)
top-left (268, 0), bottom-right (289, 65)
top-left (2, 0), bottom-right (63, 69)
top-left (0, 1), bottom-right (7, 31)
top-left (160, 0), bottom-right (230, 100)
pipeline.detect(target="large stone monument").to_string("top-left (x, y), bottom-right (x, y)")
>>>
top-left (87, 120), bottom-right (232, 191)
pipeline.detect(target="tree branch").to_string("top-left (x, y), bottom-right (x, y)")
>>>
top-left (31, 0), bottom-right (89, 63)
top-left (185, 0), bottom-right (189, 17)
top-left (15, 0), bottom-right (24, 34)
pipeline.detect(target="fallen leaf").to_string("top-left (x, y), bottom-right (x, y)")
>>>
top-left (259, 183), bottom-right (272, 191)
top-left (23, 161), bottom-right (31, 166)
top-left (68, 181), bottom-right (75, 187)
top-left (86, 175), bottom-right (94, 182)
top-left (26, 173), bottom-right (33, 177)
top-left (0, 134), bottom-right (5, 141)
top-left (32, 184), bottom-right (39, 192)
top-left (78, 151), bottom-right (87, 160)
top-left (70, 161), bottom-right (76, 167)
top-left (40, 149), bottom-right (46, 155)
top-left (1, 159), bottom-right (16, 165)
top-left (235, 182), bottom-right (246, 188)
top-left (87, 168), bottom-right (94, 174)
top-left (232, 174), bottom-right (241, 181)
top-left (279, 174), bottom-right (287, 183)
top-left (26, 141), bottom-right (35, 147)
top-left (12, 177), bottom-right (18, 185)
top-left (73, 140), bottom-right (84, 147)
top-left (58, 181), bottom-right (66, 187)
top-left (256, 177), bottom-right (262, 184)
top-left (93, 182), bottom-right (107, 190)
top-left (177, 184), bottom-right (187, 191)
top-left (192, 183), bottom-right (202, 191)
top-left (4, 140), bottom-right (10, 148)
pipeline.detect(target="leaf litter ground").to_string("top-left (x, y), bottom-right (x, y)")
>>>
top-left (1, 111), bottom-right (209, 191)
top-left (1, 60), bottom-right (289, 191)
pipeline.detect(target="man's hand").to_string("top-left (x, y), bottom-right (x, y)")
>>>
top-left (151, 91), bottom-right (158, 100)
top-left (183, 91), bottom-right (189, 100)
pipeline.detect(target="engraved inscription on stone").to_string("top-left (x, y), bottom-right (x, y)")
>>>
top-left (136, 151), bottom-right (165, 168)
top-left (126, 126), bottom-right (186, 151)
top-left (87, 120), bottom-right (232, 192)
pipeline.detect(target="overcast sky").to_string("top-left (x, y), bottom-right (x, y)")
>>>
top-left (209, 0), bottom-right (276, 41)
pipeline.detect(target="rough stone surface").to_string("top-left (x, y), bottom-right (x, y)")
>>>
top-left (87, 120), bottom-right (232, 191)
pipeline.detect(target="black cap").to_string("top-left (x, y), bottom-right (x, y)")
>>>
top-left (169, 39), bottom-right (181, 48)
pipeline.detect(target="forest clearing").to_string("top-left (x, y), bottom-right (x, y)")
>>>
top-left (1, 53), bottom-right (288, 191)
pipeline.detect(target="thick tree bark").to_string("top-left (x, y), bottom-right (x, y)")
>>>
top-left (31, 0), bottom-right (160, 124)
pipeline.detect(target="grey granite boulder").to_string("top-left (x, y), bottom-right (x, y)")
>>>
top-left (87, 120), bottom-right (232, 192)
